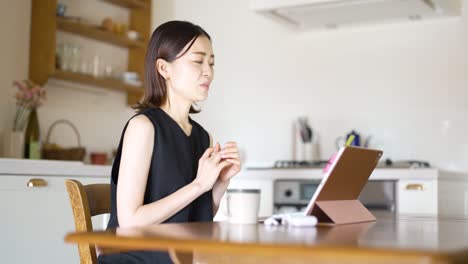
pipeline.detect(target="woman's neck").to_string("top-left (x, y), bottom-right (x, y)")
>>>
top-left (160, 101), bottom-right (191, 126)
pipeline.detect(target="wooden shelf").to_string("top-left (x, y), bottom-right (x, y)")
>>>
top-left (56, 17), bottom-right (145, 48)
top-left (100, 0), bottom-right (148, 9)
top-left (29, 0), bottom-right (151, 106)
top-left (53, 70), bottom-right (144, 97)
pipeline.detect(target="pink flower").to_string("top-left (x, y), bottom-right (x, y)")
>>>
top-left (12, 79), bottom-right (46, 109)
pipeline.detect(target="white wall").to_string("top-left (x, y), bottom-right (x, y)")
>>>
top-left (0, 0), bottom-right (467, 171)
top-left (0, 0), bottom-right (32, 151)
top-left (154, 0), bottom-right (468, 172)
top-left (0, 0), bottom-right (135, 162)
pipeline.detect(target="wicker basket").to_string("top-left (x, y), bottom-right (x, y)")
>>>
top-left (42, 119), bottom-right (86, 161)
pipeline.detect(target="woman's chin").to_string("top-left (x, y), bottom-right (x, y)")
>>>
top-left (195, 92), bottom-right (209, 101)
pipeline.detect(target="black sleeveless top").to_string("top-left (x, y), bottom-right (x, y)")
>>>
top-left (98, 107), bottom-right (212, 264)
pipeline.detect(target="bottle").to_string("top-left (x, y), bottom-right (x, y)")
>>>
top-left (24, 109), bottom-right (41, 159)
top-left (92, 55), bottom-right (101, 77)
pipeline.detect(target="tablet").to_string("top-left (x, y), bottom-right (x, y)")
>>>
top-left (304, 146), bottom-right (383, 217)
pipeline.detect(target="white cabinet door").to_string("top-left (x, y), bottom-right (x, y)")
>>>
top-left (438, 180), bottom-right (468, 217)
top-left (0, 175), bottom-right (108, 264)
top-left (397, 179), bottom-right (438, 215)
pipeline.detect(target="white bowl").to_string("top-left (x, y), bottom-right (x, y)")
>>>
top-left (122, 71), bottom-right (138, 80)
top-left (127, 30), bottom-right (139, 41)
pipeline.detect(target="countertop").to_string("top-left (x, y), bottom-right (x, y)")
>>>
top-left (239, 167), bottom-right (467, 181)
top-left (1, 158), bottom-right (466, 181)
top-left (0, 158), bottom-right (111, 177)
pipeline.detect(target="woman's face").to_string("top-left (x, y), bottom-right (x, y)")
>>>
top-left (165, 35), bottom-right (215, 103)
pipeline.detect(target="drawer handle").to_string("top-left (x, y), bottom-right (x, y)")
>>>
top-left (27, 178), bottom-right (48, 188)
top-left (406, 184), bottom-right (424, 191)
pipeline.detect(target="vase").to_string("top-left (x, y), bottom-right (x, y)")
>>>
top-left (1, 131), bottom-right (25, 159)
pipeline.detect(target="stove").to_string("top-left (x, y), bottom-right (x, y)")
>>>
top-left (257, 158), bottom-right (431, 169)
top-left (378, 159), bottom-right (431, 169)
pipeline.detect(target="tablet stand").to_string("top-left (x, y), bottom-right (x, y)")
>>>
top-left (312, 200), bottom-right (376, 225)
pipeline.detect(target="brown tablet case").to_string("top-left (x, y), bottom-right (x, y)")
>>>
top-left (307, 146), bottom-right (383, 225)
top-left (314, 200), bottom-right (376, 224)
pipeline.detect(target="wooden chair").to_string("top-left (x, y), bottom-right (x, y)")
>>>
top-left (65, 179), bottom-right (111, 264)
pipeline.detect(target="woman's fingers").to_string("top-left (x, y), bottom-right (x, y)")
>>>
top-left (223, 142), bottom-right (237, 147)
top-left (220, 153), bottom-right (239, 160)
top-left (225, 158), bottom-right (241, 165)
top-left (221, 145), bottom-right (239, 159)
top-left (205, 142), bottom-right (240, 165)
top-left (214, 142), bottom-right (221, 152)
top-left (209, 151), bottom-right (223, 164)
top-left (217, 160), bottom-right (231, 171)
top-left (221, 146), bottom-right (238, 153)
top-left (201, 147), bottom-right (214, 160)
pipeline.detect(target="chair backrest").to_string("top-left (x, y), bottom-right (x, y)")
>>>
top-left (65, 179), bottom-right (111, 264)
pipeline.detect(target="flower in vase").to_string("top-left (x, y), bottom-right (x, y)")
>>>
top-left (12, 80), bottom-right (47, 132)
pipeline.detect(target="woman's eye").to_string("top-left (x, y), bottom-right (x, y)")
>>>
top-left (194, 61), bottom-right (203, 64)
top-left (210, 64), bottom-right (215, 67)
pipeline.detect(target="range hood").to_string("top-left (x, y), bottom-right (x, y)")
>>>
top-left (250, 0), bottom-right (461, 30)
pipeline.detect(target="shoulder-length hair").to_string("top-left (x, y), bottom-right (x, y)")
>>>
top-left (134, 20), bottom-right (211, 113)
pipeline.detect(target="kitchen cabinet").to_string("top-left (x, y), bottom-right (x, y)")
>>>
top-left (228, 168), bottom-right (468, 219)
top-left (398, 178), bottom-right (468, 217)
top-left (29, 0), bottom-right (151, 105)
top-left (397, 179), bottom-right (438, 215)
top-left (0, 174), bottom-right (109, 264)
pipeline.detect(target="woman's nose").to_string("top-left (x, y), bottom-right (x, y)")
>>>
top-left (203, 63), bottom-right (214, 78)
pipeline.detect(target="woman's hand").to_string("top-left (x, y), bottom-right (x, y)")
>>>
top-left (218, 141), bottom-right (241, 182)
top-left (193, 146), bottom-right (231, 193)
top-left (211, 141), bottom-right (241, 216)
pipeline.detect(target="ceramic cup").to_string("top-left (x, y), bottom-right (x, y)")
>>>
top-left (90, 152), bottom-right (107, 165)
top-left (226, 189), bottom-right (260, 224)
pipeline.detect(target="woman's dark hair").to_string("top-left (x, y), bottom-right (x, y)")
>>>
top-left (133, 20), bottom-right (211, 113)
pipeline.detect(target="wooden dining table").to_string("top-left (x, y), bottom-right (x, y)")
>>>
top-left (65, 212), bottom-right (468, 264)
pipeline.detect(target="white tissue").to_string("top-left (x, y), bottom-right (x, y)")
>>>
top-left (263, 217), bottom-right (280, 226)
top-left (263, 215), bottom-right (318, 227)
top-left (283, 215), bottom-right (318, 227)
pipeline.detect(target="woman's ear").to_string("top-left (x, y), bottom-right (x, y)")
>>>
top-left (156, 58), bottom-right (170, 80)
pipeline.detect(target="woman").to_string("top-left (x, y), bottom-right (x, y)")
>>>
top-left (98, 20), bottom-right (241, 263)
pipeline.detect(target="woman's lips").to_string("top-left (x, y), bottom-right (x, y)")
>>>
top-left (200, 83), bottom-right (210, 90)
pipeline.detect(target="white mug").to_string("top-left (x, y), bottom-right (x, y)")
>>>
top-left (225, 189), bottom-right (260, 224)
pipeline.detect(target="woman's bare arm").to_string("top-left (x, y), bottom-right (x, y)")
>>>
top-left (117, 115), bottom-right (222, 228)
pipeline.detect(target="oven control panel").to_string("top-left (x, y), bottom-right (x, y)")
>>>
top-left (274, 179), bottom-right (321, 206)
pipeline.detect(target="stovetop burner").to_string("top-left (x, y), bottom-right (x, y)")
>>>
top-left (273, 160), bottom-right (329, 168)
top-left (271, 159), bottom-right (431, 169)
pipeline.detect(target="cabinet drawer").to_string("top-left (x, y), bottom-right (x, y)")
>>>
top-left (0, 175), bottom-right (109, 190)
top-left (397, 180), bottom-right (437, 215)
